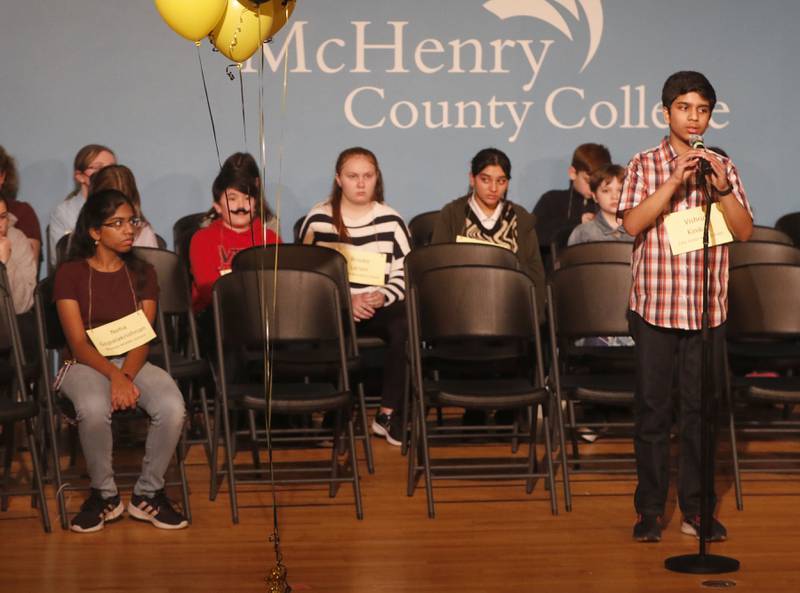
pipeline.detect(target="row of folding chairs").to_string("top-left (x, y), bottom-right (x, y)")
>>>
top-left (3, 242), bottom-right (799, 531)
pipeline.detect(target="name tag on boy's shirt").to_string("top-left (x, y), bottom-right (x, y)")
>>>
top-left (456, 235), bottom-right (508, 249)
top-left (86, 310), bottom-right (157, 357)
top-left (334, 244), bottom-right (386, 286)
top-left (664, 203), bottom-right (734, 256)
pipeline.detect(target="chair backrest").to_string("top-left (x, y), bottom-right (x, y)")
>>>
top-left (172, 211), bottom-right (211, 267)
top-left (727, 264), bottom-right (800, 338)
top-left (414, 265), bottom-right (538, 341)
top-left (748, 225), bottom-right (793, 245)
top-left (547, 262), bottom-right (632, 338)
top-left (213, 269), bottom-right (345, 348)
top-left (775, 212), bottom-right (800, 246)
top-left (293, 216), bottom-right (306, 243)
top-left (54, 233), bottom-right (72, 270)
top-left (549, 225), bottom-right (577, 261)
top-left (33, 276), bottom-right (67, 352)
top-left (408, 211), bottom-right (440, 249)
top-left (231, 244), bottom-right (351, 309)
top-left (404, 242), bottom-right (520, 290)
top-left (0, 263), bottom-right (28, 387)
top-left (132, 247), bottom-right (192, 314)
top-left (728, 241), bottom-right (800, 268)
top-left (155, 234), bottom-right (168, 250)
top-left (553, 241), bottom-right (633, 271)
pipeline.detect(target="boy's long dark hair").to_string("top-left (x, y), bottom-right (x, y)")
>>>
top-left (67, 189), bottom-right (149, 294)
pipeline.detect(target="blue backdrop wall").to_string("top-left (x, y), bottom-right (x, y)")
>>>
top-left (0, 1), bottom-right (797, 246)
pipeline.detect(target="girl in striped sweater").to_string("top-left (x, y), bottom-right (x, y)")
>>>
top-left (300, 147), bottom-right (411, 446)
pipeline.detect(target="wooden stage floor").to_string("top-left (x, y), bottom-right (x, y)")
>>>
top-left (2, 435), bottom-right (800, 592)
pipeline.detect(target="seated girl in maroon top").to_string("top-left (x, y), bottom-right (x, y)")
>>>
top-left (53, 189), bottom-right (188, 533)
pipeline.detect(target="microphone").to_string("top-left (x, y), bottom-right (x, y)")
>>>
top-left (689, 134), bottom-right (713, 177)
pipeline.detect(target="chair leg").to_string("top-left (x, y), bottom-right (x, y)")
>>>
top-left (541, 409), bottom-right (558, 516)
top-left (416, 400), bottom-right (435, 519)
top-left (25, 419), bottom-right (52, 532)
top-left (347, 418), bottom-right (364, 520)
top-left (197, 384), bottom-right (214, 466)
top-left (209, 399), bottom-right (221, 501)
top-left (553, 392), bottom-right (572, 512)
top-left (219, 403), bottom-right (239, 523)
top-left (406, 398), bottom-right (422, 497)
top-left (329, 411), bottom-right (341, 499)
top-left (356, 383), bottom-right (375, 474)
top-left (400, 369), bottom-right (411, 456)
top-left (525, 406), bottom-right (537, 494)
top-left (725, 374), bottom-right (743, 511)
top-left (1, 423), bottom-right (14, 512)
top-left (247, 410), bottom-right (262, 470)
top-left (177, 426), bottom-right (192, 524)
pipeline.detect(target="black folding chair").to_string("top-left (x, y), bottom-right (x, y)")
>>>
top-left (747, 225), bottom-right (793, 245)
top-left (0, 263), bottom-right (51, 532)
top-left (211, 269), bottom-right (363, 522)
top-left (547, 262), bottom-right (636, 511)
top-left (408, 211), bottom-right (440, 249)
top-left (551, 240), bottom-right (633, 271)
top-left (728, 241), bottom-right (800, 268)
top-left (775, 212), bottom-right (800, 247)
top-left (406, 265), bottom-right (559, 518)
top-left (133, 247), bottom-right (214, 468)
top-left (725, 263), bottom-right (800, 510)
top-left (231, 244), bottom-right (376, 472)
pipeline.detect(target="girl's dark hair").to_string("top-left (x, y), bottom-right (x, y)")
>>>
top-left (470, 147), bottom-right (512, 179)
top-left (661, 70), bottom-right (717, 111)
top-left (69, 144), bottom-right (115, 198)
top-left (0, 145), bottom-right (19, 201)
top-left (88, 164), bottom-right (148, 224)
top-left (211, 152), bottom-right (273, 220)
top-left (68, 189), bottom-right (148, 293)
top-left (329, 147), bottom-right (385, 241)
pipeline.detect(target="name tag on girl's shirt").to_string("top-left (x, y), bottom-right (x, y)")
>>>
top-left (335, 244), bottom-right (386, 286)
top-left (86, 310), bottom-right (156, 357)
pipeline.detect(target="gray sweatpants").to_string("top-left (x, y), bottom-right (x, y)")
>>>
top-left (59, 359), bottom-right (186, 498)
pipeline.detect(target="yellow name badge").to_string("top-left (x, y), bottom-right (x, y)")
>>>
top-left (664, 203), bottom-right (734, 256)
top-left (86, 310), bottom-right (157, 357)
top-left (456, 235), bottom-right (505, 249)
top-left (336, 244), bottom-right (386, 286)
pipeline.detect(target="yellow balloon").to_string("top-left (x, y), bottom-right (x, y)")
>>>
top-left (266, 0), bottom-right (296, 39)
top-left (154, 0), bottom-right (228, 42)
top-left (210, 0), bottom-right (275, 63)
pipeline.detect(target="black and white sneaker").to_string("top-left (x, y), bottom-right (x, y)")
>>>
top-left (371, 412), bottom-right (403, 447)
top-left (70, 489), bottom-right (124, 533)
top-left (128, 490), bottom-right (189, 530)
top-left (681, 514), bottom-right (727, 542)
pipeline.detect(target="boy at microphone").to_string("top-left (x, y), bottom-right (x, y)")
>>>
top-left (618, 71), bottom-right (753, 542)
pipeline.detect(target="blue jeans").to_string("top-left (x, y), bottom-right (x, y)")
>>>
top-left (60, 359), bottom-right (186, 498)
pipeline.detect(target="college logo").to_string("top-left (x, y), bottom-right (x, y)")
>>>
top-left (483, 0), bottom-right (604, 71)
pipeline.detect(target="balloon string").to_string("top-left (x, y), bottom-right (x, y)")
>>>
top-left (196, 41), bottom-right (222, 168)
top-left (238, 64), bottom-right (248, 149)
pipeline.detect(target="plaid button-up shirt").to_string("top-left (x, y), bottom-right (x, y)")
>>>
top-left (618, 138), bottom-right (752, 330)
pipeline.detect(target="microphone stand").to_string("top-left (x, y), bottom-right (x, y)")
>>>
top-left (665, 165), bottom-right (740, 574)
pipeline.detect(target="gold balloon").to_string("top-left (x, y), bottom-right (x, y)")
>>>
top-left (264, 0), bottom-right (296, 39)
top-left (154, 0), bottom-right (228, 42)
top-left (210, 0), bottom-right (275, 63)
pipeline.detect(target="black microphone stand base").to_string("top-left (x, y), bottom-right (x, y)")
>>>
top-left (665, 553), bottom-right (740, 574)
